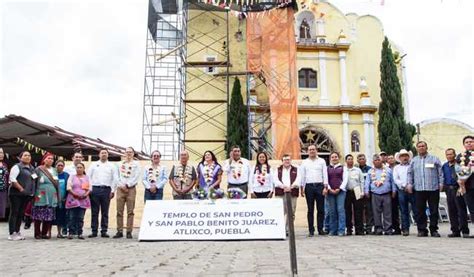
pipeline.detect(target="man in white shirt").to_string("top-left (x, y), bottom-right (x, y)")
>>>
top-left (273, 154), bottom-right (300, 234)
top-left (114, 147), bottom-right (141, 239)
top-left (223, 145), bottom-right (251, 196)
top-left (299, 144), bottom-right (329, 236)
top-left (64, 152), bottom-right (84, 176)
top-left (343, 154), bottom-right (365, 235)
top-left (87, 149), bottom-right (119, 238)
top-left (393, 149), bottom-right (416, 236)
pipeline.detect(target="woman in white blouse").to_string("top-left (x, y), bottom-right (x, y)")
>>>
top-left (250, 152), bottom-right (274, 199)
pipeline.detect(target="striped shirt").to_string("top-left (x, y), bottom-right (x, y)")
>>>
top-left (407, 154), bottom-right (443, 191)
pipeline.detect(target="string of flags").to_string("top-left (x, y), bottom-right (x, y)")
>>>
top-left (197, 0), bottom-right (389, 19)
top-left (198, 0), bottom-right (295, 19)
top-left (14, 137), bottom-right (61, 159)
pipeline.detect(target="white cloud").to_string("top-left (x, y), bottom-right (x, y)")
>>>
top-left (331, 0), bottom-right (473, 124)
top-left (1, 0), bottom-right (148, 149)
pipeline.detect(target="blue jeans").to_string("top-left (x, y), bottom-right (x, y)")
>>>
top-left (144, 188), bottom-right (164, 202)
top-left (327, 191), bottom-right (346, 235)
top-left (324, 199), bottom-right (330, 232)
top-left (68, 207), bottom-right (86, 235)
top-left (398, 189), bottom-right (417, 231)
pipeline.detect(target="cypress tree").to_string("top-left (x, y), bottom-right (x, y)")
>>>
top-left (227, 77), bottom-right (249, 158)
top-left (378, 37), bottom-right (416, 154)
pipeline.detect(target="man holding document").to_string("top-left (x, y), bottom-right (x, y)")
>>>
top-left (343, 154), bottom-right (365, 235)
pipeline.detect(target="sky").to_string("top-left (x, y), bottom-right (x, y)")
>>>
top-left (1, 0), bottom-right (473, 152)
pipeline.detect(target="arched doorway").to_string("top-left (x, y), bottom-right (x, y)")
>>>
top-left (300, 127), bottom-right (337, 163)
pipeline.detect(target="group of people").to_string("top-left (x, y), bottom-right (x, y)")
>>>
top-left (1, 134), bottom-right (473, 241)
top-left (301, 136), bottom-right (474, 238)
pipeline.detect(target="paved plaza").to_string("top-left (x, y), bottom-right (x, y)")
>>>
top-left (1, 223), bottom-right (473, 276)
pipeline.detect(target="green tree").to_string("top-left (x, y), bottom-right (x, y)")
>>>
top-left (227, 77), bottom-right (249, 158)
top-left (378, 37), bottom-right (416, 154)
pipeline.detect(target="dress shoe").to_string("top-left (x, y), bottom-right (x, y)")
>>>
top-left (402, 230), bottom-right (410, 236)
top-left (113, 232), bottom-right (123, 239)
top-left (374, 231), bottom-right (383, 236)
top-left (126, 232), bottom-right (133, 239)
top-left (101, 233), bottom-right (110, 238)
top-left (430, 231), bottom-right (441, 237)
top-left (384, 231), bottom-right (394, 236)
top-left (77, 235), bottom-right (85, 240)
top-left (88, 233), bottom-right (98, 238)
top-left (355, 232), bottom-right (365, 236)
top-left (308, 232), bottom-right (314, 237)
top-left (318, 231), bottom-right (328, 236)
top-left (447, 233), bottom-right (461, 238)
top-left (417, 232), bottom-right (428, 237)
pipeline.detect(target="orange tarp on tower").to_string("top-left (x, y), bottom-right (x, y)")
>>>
top-left (246, 8), bottom-right (301, 159)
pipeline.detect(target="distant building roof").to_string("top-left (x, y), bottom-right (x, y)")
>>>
top-left (419, 118), bottom-right (474, 132)
top-left (0, 114), bottom-right (149, 161)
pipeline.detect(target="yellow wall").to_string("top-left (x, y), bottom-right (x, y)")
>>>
top-left (416, 119), bottom-right (474, 161)
top-left (185, 9), bottom-right (247, 160)
top-left (293, 1), bottom-right (389, 156)
top-left (184, 1), bottom-right (405, 160)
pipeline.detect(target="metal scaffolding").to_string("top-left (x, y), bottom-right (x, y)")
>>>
top-left (142, 0), bottom-right (229, 160)
top-left (246, 75), bottom-right (274, 159)
top-left (142, 0), bottom-right (186, 160)
top-left (142, 0), bottom-right (288, 160)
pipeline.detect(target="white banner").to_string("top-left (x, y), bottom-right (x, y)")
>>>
top-left (138, 199), bottom-right (285, 241)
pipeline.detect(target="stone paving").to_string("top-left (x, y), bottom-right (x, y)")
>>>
top-left (1, 223), bottom-right (473, 276)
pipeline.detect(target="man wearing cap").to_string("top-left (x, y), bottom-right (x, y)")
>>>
top-left (393, 149), bottom-right (417, 236)
top-left (407, 141), bottom-right (443, 237)
top-left (380, 151), bottom-right (388, 167)
top-left (364, 154), bottom-right (397, 235)
top-left (443, 148), bottom-right (469, 238)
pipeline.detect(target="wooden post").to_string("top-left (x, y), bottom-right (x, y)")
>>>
top-left (285, 191), bottom-right (298, 276)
